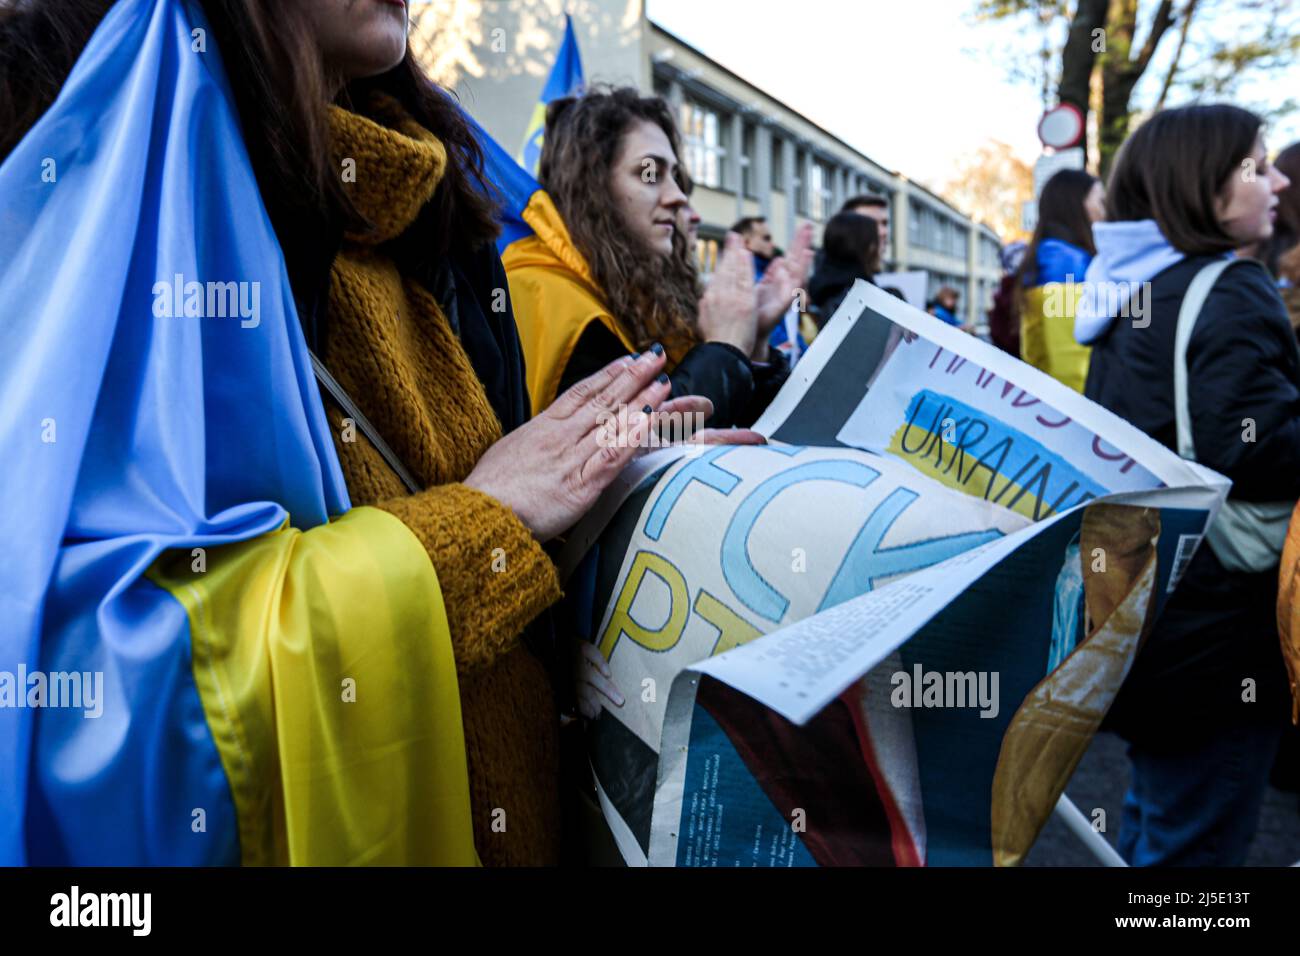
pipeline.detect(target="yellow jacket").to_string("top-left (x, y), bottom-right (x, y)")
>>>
top-left (504, 191), bottom-right (639, 416)
top-left (1020, 283), bottom-right (1091, 394)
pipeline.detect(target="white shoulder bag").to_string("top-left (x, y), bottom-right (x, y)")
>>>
top-left (1173, 259), bottom-right (1293, 573)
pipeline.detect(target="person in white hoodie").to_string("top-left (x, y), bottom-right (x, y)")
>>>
top-left (1081, 104), bottom-right (1297, 866)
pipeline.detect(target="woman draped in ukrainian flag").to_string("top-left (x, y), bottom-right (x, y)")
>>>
top-left (0, 0), bottom-right (724, 866)
top-left (1015, 168), bottom-right (1106, 393)
top-left (503, 86), bottom-right (813, 425)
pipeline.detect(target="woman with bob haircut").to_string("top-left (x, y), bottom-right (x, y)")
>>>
top-left (1080, 103), bottom-right (1298, 866)
top-left (505, 85), bottom-right (812, 427)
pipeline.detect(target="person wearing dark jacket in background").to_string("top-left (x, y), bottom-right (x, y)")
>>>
top-left (987, 240), bottom-right (1026, 355)
top-left (1080, 104), bottom-right (1297, 866)
top-left (738, 216), bottom-right (808, 359)
top-left (505, 87), bottom-right (813, 428)
top-left (809, 193), bottom-right (891, 285)
top-left (734, 215), bottom-right (776, 280)
top-left (842, 193), bottom-right (891, 262)
top-left (809, 210), bottom-right (881, 328)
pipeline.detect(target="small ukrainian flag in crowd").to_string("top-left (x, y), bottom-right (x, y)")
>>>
top-left (517, 14), bottom-right (585, 176)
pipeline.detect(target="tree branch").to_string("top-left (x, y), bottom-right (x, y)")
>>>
top-left (1059, 0), bottom-right (1110, 111)
top-left (1135, 0), bottom-right (1178, 74)
top-left (1155, 0), bottom-right (1199, 111)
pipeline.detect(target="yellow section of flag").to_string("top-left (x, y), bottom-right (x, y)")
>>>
top-left (150, 506), bottom-right (479, 866)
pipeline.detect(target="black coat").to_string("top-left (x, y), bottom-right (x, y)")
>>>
top-left (1084, 256), bottom-right (1299, 741)
top-left (557, 322), bottom-right (790, 429)
top-left (287, 218), bottom-right (531, 436)
top-left (809, 255), bottom-right (871, 328)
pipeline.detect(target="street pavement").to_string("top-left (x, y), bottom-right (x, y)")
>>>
top-left (1024, 730), bottom-right (1300, 866)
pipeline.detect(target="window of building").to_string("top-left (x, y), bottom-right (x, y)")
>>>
top-left (810, 161), bottom-right (834, 221)
top-left (719, 116), bottom-right (735, 191)
top-left (982, 236), bottom-right (1001, 268)
top-left (949, 222), bottom-right (962, 258)
top-left (741, 124), bottom-right (756, 198)
top-left (679, 100), bottom-right (725, 190)
top-left (794, 149), bottom-right (807, 215)
top-left (697, 237), bottom-right (719, 275)
top-left (922, 207), bottom-right (941, 253)
top-left (928, 272), bottom-right (965, 304)
top-left (771, 136), bottom-right (784, 191)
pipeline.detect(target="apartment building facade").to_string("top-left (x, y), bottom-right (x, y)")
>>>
top-left (425, 1), bottom-right (1003, 325)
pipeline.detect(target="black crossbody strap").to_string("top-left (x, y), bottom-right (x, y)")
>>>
top-left (309, 350), bottom-right (422, 495)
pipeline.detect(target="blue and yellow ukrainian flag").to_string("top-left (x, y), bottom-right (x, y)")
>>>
top-left (517, 13), bottom-right (585, 177)
top-left (462, 106), bottom-right (542, 254)
top-left (0, 0), bottom-right (476, 866)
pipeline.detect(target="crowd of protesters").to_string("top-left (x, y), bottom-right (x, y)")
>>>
top-left (1, 0), bottom-right (1297, 869)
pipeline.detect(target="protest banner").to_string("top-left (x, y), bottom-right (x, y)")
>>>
top-left (872, 270), bottom-right (928, 310)
top-left (561, 280), bottom-right (1228, 866)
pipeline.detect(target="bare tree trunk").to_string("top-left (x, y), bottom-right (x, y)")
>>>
top-left (1059, 0), bottom-right (1110, 127)
top-left (1099, 0), bottom-right (1177, 176)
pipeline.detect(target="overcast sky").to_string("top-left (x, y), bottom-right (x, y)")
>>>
top-left (645, 0), bottom-right (1300, 188)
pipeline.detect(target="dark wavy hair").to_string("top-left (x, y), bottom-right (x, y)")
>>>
top-left (1105, 104), bottom-right (1263, 255)
top-left (0, 0), bottom-right (497, 348)
top-left (538, 85), bottom-right (700, 352)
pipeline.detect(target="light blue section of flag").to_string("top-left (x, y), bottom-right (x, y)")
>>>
top-left (0, 0), bottom-right (349, 864)
top-left (518, 13), bottom-right (585, 177)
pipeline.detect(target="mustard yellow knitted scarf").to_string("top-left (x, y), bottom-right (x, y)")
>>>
top-left (327, 93), bottom-right (448, 244)
top-left (321, 96), bottom-right (503, 493)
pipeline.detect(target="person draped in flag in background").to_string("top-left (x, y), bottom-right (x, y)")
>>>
top-left (0, 0), bottom-right (756, 866)
top-left (1015, 168), bottom-right (1105, 393)
top-left (503, 86), bottom-right (815, 426)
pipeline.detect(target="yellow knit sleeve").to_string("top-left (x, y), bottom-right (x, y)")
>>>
top-left (377, 483), bottom-right (561, 675)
